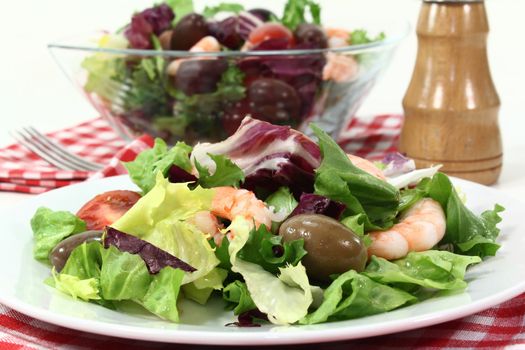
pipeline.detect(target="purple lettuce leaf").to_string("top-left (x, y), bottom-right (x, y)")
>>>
top-left (125, 4), bottom-right (175, 49)
top-left (289, 193), bottom-right (346, 220)
top-left (104, 226), bottom-right (196, 274)
top-left (168, 164), bottom-right (198, 183)
top-left (225, 309), bottom-right (268, 327)
top-left (191, 117), bottom-right (321, 196)
top-left (381, 152), bottom-right (416, 178)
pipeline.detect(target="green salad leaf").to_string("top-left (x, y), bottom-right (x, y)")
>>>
top-left (51, 269), bottom-right (101, 302)
top-left (349, 29), bottom-right (386, 45)
top-left (282, 0), bottom-right (321, 30)
top-left (182, 267), bottom-right (228, 304)
top-left (100, 246), bottom-right (153, 300)
top-left (311, 125), bottom-right (400, 230)
top-left (418, 173), bottom-right (504, 257)
top-left (223, 280), bottom-right (257, 315)
top-left (31, 207), bottom-right (87, 262)
top-left (60, 241), bottom-right (103, 279)
top-left (49, 239), bottom-right (188, 322)
top-left (112, 174), bottom-right (219, 284)
top-left (124, 57), bottom-right (173, 122)
top-left (124, 138), bottom-right (192, 194)
top-left (227, 217), bottom-right (313, 325)
top-left (237, 224), bottom-right (307, 274)
top-left (209, 238), bottom-right (232, 270)
top-left (143, 267), bottom-right (185, 322)
top-left (301, 270), bottom-right (416, 325)
top-left (194, 153), bottom-right (245, 188)
top-left (364, 251), bottom-right (481, 291)
top-left (166, 0), bottom-right (195, 25)
top-left (203, 3), bottom-right (244, 18)
top-left (266, 187), bottom-right (298, 217)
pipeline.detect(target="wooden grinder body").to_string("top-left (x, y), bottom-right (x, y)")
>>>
top-left (400, 0), bottom-right (502, 185)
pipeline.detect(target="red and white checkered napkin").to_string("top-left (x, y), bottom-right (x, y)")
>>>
top-left (0, 118), bottom-right (153, 194)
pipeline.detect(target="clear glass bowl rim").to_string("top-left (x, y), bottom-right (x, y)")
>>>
top-left (47, 20), bottom-right (410, 58)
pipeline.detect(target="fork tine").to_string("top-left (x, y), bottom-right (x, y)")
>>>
top-left (10, 130), bottom-right (78, 171)
top-left (24, 127), bottom-right (103, 171)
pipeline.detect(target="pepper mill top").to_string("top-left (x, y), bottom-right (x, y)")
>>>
top-left (399, 0), bottom-right (502, 185)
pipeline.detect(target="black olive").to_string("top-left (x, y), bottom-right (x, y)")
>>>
top-left (49, 230), bottom-right (103, 272)
top-left (173, 59), bottom-right (229, 96)
top-left (170, 13), bottom-right (209, 51)
top-left (294, 23), bottom-right (328, 49)
top-left (247, 78), bottom-right (301, 124)
top-left (279, 214), bottom-right (367, 282)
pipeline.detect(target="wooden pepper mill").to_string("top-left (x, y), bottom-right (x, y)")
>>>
top-left (400, 0), bottom-right (502, 185)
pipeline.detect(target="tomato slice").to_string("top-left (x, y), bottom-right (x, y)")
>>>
top-left (248, 23), bottom-right (294, 47)
top-left (76, 190), bottom-right (141, 230)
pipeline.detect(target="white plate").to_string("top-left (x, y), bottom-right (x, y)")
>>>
top-left (1, 175), bottom-right (524, 346)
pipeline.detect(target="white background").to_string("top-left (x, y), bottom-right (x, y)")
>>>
top-left (0, 0), bottom-right (524, 204)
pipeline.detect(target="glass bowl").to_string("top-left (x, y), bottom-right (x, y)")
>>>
top-left (48, 20), bottom-right (408, 144)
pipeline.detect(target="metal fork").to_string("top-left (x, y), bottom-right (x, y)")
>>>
top-left (10, 127), bottom-right (104, 171)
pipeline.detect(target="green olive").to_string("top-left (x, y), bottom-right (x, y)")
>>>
top-left (279, 214), bottom-right (367, 282)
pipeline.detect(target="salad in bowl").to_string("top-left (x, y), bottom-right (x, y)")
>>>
top-left (31, 118), bottom-right (503, 326)
top-left (49, 0), bottom-right (407, 144)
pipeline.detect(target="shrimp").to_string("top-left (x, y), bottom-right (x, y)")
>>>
top-left (325, 27), bottom-right (350, 48)
top-left (323, 52), bottom-right (359, 83)
top-left (367, 198), bottom-right (446, 260)
top-left (211, 186), bottom-right (272, 229)
top-left (347, 154), bottom-right (386, 180)
top-left (166, 36), bottom-right (221, 76)
top-left (188, 210), bottom-right (224, 245)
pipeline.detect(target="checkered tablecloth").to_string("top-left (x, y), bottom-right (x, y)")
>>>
top-left (1, 115), bottom-right (524, 349)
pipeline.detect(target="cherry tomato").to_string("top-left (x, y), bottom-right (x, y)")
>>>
top-left (248, 23), bottom-right (294, 47)
top-left (76, 190), bottom-right (141, 230)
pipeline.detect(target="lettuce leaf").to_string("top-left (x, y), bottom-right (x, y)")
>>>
top-left (112, 174), bottom-right (219, 284)
top-left (223, 280), bottom-right (256, 315)
top-left (182, 268), bottom-right (228, 304)
top-left (419, 173), bottom-right (504, 257)
top-left (100, 246), bottom-right (152, 300)
top-left (52, 241), bottom-right (187, 322)
top-left (203, 3), bottom-right (244, 18)
top-left (60, 241), bottom-right (103, 279)
top-left (266, 187), bottom-right (298, 217)
top-left (104, 227), bottom-right (196, 274)
top-left (301, 270), bottom-right (416, 325)
top-left (51, 269), bottom-right (101, 302)
top-left (142, 267), bottom-right (185, 322)
top-left (166, 0), bottom-right (194, 25)
top-left (227, 217), bottom-right (313, 325)
top-left (194, 153), bottom-right (245, 188)
top-left (31, 207), bottom-right (87, 262)
top-left (123, 139), bottom-right (193, 194)
top-left (281, 0), bottom-right (321, 30)
top-left (364, 251), bottom-right (481, 291)
top-left (311, 125), bottom-right (400, 230)
top-left (237, 224), bottom-right (307, 274)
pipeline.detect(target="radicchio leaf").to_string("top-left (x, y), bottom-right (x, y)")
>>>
top-left (125, 4), bottom-right (175, 49)
top-left (381, 152), bottom-right (416, 178)
top-left (237, 43), bottom-right (325, 117)
top-left (191, 117), bottom-right (321, 195)
top-left (104, 226), bottom-right (196, 274)
top-left (289, 193), bottom-right (346, 220)
top-left (167, 164), bottom-right (198, 183)
top-left (225, 309), bottom-right (268, 327)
